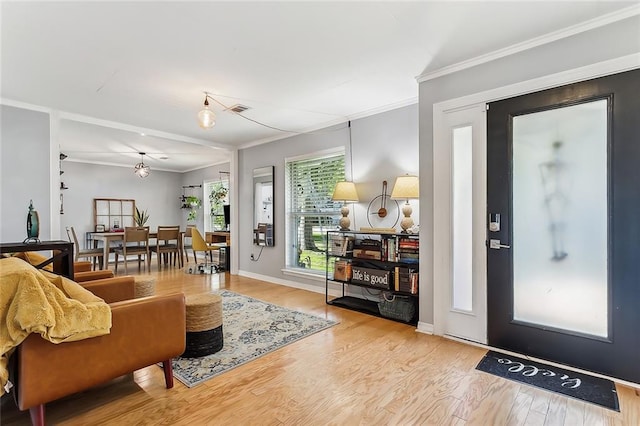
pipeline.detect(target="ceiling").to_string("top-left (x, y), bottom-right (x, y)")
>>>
top-left (2, 1), bottom-right (637, 172)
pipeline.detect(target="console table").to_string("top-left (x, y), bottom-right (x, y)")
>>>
top-left (206, 231), bottom-right (231, 245)
top-left (0, 240), bottom-right (75, 279)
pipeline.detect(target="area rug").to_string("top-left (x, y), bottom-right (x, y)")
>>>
top-left (170, 290), bottom-right (337, 388)
top-left (476, 350), bottom-right (619, 411)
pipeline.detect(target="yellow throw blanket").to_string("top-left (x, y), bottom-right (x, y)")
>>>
top-left (0, 257), bottom-right (112, 396)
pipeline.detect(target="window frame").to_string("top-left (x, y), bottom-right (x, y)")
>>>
top-left (284, 147), bottom-right (346, 274)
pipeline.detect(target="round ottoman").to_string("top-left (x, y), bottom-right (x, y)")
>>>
top-left (134, 276), bottom-right (156, 298)
top-left (183, 293), bottom-right (224, 358)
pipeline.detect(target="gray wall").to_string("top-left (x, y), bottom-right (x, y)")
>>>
top-left (238, 104), bottom-right (419, 288)
top-left (60, 161), bottom-right (183, 242)
top-left (0, 105), bottom-right (52, 242)
top-left (418, 15), bottom-right (640, 324)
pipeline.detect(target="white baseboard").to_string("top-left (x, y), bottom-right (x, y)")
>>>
top-left (237, 270), bottom-right (344, 297)
top-left (416, 321), bottom-right (434, 335)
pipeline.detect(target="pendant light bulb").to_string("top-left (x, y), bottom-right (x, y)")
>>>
top-left (134, 152), bottom-right (150, 178)
top-left (198, 95), bottom-right (216, 129)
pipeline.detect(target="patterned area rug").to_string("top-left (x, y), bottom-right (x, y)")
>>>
top-left (170, 290), bottom-right (337, 388)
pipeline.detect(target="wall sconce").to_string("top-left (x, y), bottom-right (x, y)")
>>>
top-left (134, 152), bottom-right (150, 178)
top-left (391, 175), bottom-right (419, 233)
top-left (332, 181), bottom-right (359, 231)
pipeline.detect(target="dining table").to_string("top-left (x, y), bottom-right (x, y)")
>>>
top-left (91, 230), bottom-right (185, 270)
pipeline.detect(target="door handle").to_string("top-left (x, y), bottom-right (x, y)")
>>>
top-left (489, 239), bottom-right (511, 249)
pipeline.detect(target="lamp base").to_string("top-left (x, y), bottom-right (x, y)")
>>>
top-left (339, 205), bottom-right (351, 231)
top-left (399, 201), bottom-right (414, 233)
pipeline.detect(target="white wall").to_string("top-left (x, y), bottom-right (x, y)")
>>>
top-left (238, 104), bottom-right (419, 289)
top-left (0, 105), bottom-right (52, 242)
top-left (59, 161), bottom-right (183, 241)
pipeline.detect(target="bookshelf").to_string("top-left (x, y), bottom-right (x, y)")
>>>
top-left (325, 230), bottom-right (419, 325)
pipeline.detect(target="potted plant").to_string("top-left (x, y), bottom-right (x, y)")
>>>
top-left (134, 207), bottom-right (149, 226)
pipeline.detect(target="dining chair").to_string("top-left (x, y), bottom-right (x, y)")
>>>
top-left (191, 227), bottom-right (220, 265)
top-left (67, 226), bottom-right (104, 270)
top-left (182, 225), bottom-right (196, 263)
top-left (151, 226), bottom-right (182, 269)
top-left (113, 226), bottom-right (150, 274)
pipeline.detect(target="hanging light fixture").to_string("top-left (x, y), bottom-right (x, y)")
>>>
top-left (134, 152), bottom-right (150, 178)
top-left (197, 93), bottom-right (216, 129)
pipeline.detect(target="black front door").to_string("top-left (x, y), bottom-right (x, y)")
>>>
top-left (486, 68), bottom-right (640, 383)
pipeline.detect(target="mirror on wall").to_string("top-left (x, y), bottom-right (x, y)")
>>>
top-left (253, 166), bottom-right (274, 246)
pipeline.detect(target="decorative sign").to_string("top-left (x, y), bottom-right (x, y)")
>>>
top-left (351, 266), bottom-right (390, 289)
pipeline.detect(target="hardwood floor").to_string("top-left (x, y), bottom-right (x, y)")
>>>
top-left (2, 264), bottom-right (639, 425)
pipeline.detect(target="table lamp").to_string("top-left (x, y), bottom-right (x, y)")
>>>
top-left (391, 175), bottom-right (419, 233)
top-left (331, 181), bottom-right (359, 231)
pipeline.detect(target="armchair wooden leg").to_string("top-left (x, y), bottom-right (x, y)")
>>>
top-left (162, 360), bottom-right (174, 389)
top-left (29, 404), bottom-right (45, 426)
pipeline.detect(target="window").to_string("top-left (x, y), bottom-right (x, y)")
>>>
top-left (285, 149), bottom-right (345, 273)
top-left (204, 179), bottom-right (229, 232)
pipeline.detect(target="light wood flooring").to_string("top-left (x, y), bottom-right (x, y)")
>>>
top-left (2, 263), bottom-right (639, 425)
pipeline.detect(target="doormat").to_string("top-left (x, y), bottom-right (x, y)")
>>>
top-left (476, 350), bottom-right (619, 411)
top-left (167, 290), bottom-right (338, 388)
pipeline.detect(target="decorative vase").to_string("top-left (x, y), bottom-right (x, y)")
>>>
top-left (25, 200), bottom-right (40, 243)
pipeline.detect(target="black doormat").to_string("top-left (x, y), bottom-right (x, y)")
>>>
top-left (476, 351), bottom-right (619, 411)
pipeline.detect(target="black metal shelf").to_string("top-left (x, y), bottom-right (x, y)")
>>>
top-left (327, 296), bottom-right (417, 325)
top-left (325, 230), bottom-right (419, 326)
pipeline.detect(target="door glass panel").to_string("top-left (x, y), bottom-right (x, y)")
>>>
top-left (452, 126), bottom-right (473, 312)
top-left (512, 99), bottom-right (608, 337)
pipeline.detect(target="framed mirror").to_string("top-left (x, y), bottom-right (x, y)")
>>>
top-left (253, 166), bottom-right (274, 246)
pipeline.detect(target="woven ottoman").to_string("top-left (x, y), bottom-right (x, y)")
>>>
top-left (134, 276), bottom-right (156, 298)
top-left (183, 293), bottom-right (224, 358)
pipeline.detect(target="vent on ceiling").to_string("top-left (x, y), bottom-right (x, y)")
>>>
top-left (226, 104), bottom-right (251, 114)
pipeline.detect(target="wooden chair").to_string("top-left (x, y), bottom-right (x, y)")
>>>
top-left (66, 226), bottom-right (104, 270)
top-left (182, 225), bottom-right (195, 263)
top-left (151, 226), bottom-right (181, 269)
top-left (113, 227), bottom-right (150, 274)
top-left (191, 227), bottom-right (219, 264)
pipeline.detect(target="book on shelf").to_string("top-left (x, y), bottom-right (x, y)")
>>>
top-left (353, 248), bottom-right (382, 260)
top-left (394, 266), bottom-right (419, 294)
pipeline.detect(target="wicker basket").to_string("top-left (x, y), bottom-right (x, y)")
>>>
top-left (378, 294), bottom-right (415, 322)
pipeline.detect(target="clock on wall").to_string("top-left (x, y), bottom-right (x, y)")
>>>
top-left (366, 180), bottom-right (400, 229)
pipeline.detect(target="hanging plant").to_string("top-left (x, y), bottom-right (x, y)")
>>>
top-left (209, 183), bottom-right (228, 216)
top-left (185, 196), bottom-right (201, 208)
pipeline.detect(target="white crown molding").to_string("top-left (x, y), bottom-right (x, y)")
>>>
top-left (58, 111), bottom-right (232, 150)
top-left (237, 96), bottom-right (418, 150)
top-left (0, 97), bottom-right (234, 152)
top-left (417, 4), bottom-right (640, 83)
top-left (434, 53), bottom-right (640, 113)
top-left (64, 157), bottom-right (182, 173)
top-left (1, 98), bottom-right (52, 113)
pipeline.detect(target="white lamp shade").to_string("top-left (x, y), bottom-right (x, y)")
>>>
top-left (390, 175), bottom-right (419, 200)
top-left (332, 181), bottom-right (359, 202)
top-left (198, 107), bottom-right (216, 129)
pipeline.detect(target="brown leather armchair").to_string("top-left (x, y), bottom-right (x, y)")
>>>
top-left (12, 275), bottom-right (186, 426)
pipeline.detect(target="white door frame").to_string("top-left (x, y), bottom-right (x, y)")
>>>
top-left (430, 54), bottom-right (639, 341)
top-left (433, 103), bottom-right (487, 343)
